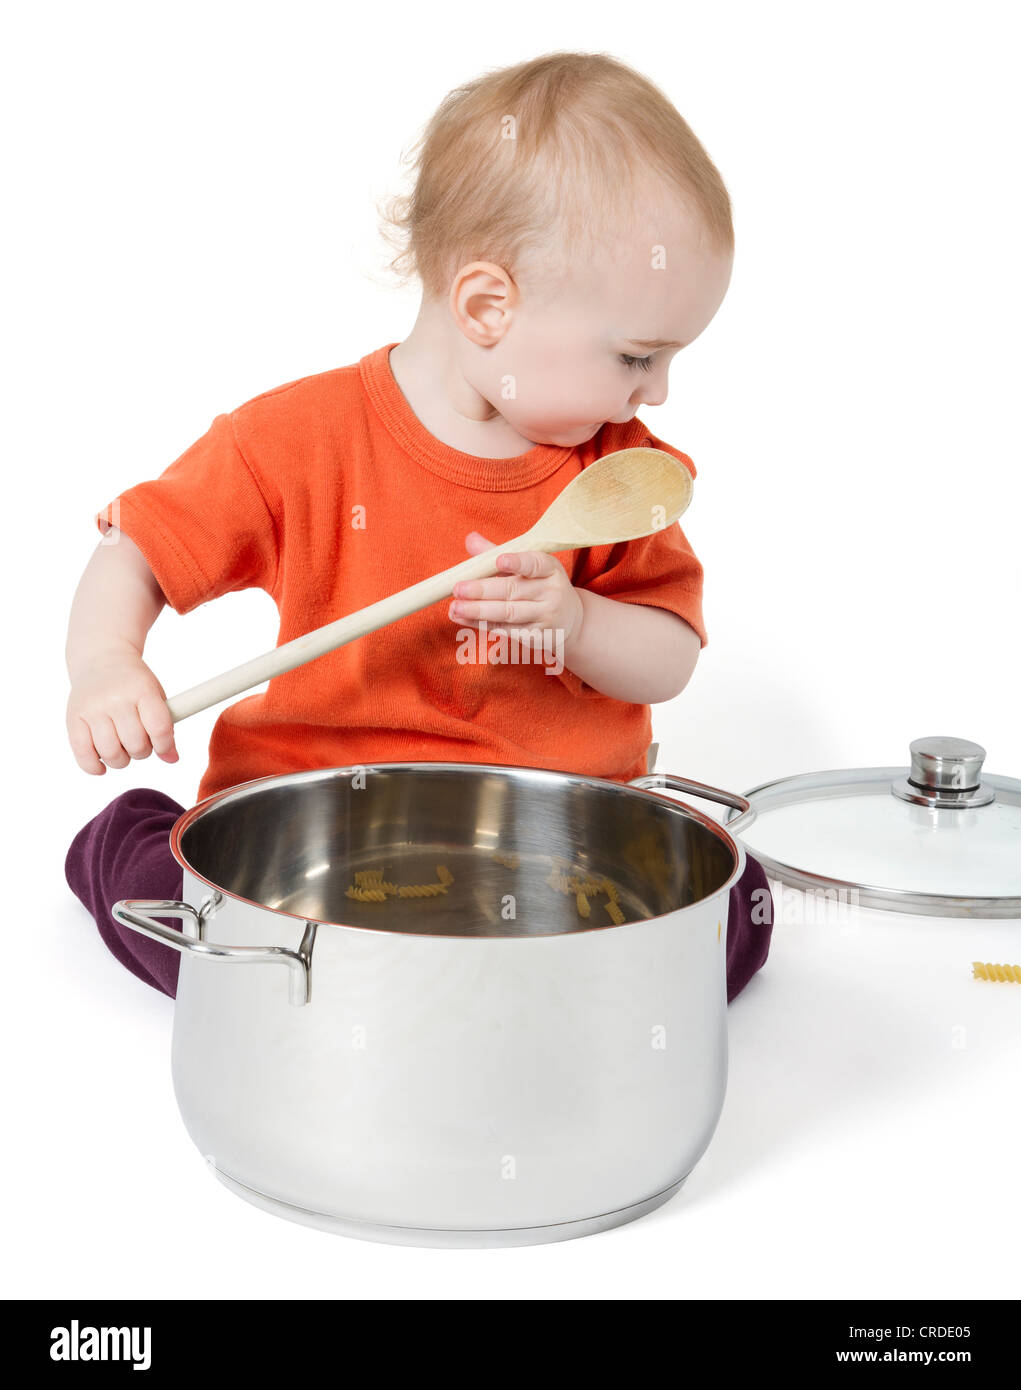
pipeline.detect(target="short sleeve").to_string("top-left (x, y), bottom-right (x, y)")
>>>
top-left (94, 412), bottom-right (279, 615)
top-left (555, 423), bottom-right (706, 697)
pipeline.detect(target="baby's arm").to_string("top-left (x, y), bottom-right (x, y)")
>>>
top-left (451, 532), bottom-right (700, 704)
top-left (65, 528), bottom-right (180, 774)
top-left (563, 589), bottom-right (700, 703)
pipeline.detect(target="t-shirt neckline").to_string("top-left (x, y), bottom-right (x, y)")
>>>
top-left (359, 342), bottom-right (577, 491)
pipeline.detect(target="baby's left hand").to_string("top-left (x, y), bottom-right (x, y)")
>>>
top-left (448, 532), bottom-right (584, 648)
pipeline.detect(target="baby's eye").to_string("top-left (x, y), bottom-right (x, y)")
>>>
top-left (619, 353), bottom-right (654, 372)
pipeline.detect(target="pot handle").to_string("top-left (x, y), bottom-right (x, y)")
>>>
top-left (110, 899), bottom-right (314, 1007)
top-left (628, 772), bottom-right (757, 835)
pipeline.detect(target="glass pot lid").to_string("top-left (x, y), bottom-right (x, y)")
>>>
top-left (723, 736), bottom-right (1021, 918)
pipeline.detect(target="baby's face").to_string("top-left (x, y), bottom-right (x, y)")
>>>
top-left (473, 194), bottom-right (733, 447)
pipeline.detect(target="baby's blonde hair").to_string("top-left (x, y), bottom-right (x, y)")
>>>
top-left (378, 50), bottom-right (733, 301)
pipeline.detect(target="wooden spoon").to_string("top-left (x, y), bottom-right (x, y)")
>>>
top-left (166, 446), bottom-right (693, 722)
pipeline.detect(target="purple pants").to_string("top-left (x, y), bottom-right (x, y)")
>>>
top-left (65, 787), bottom-right (773, 1002)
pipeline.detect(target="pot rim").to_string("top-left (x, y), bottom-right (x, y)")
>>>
top-left (168, 760), bottom-right (745, 938)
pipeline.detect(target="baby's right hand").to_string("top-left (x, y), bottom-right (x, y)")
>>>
top-left (66, 651), bottom-right (179, 775)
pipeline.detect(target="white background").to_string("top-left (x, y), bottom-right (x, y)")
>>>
top-left (3, 0), bottom-right (1018, 1300)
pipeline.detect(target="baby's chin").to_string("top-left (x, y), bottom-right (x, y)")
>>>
top-left (526, 421), bottom-right (604, 445)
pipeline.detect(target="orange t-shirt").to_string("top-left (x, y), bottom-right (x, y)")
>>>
top-left (95, 343), bottom-right (707, 803)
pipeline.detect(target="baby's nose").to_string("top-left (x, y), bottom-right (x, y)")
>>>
top-left (633, 383), bottom-right (668, 408)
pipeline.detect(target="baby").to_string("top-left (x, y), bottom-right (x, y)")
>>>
top-left (64, 51), bottom-right (772, 999)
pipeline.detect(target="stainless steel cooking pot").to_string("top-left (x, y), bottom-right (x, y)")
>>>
top-left (112, 762), bottom-right (753, 1247)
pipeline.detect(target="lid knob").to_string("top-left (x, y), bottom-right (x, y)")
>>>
top-left (908, 736), bottom-right (986, 792)
top-left (893, 736), bottom-right (995, 808)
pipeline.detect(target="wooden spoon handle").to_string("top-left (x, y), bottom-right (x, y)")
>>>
top-left (166, 529), bottom-right (549, 723)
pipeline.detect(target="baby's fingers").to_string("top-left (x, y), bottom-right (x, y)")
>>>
top-left (138, 691), bottom-right (179, 763)
top-left (450, 597), bottom-right (542, 625)
top-left (117, 701), bottom-right (160, 762)
top-left (67, 713), bottom-right (106, 776)
top-left (91, 711), bottom-right (133, 769)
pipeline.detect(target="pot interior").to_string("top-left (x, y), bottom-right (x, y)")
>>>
top-left (178, 764), bottom-right (736, 937)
